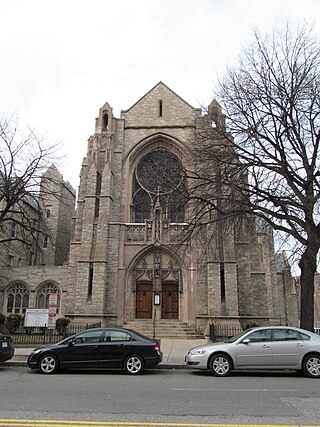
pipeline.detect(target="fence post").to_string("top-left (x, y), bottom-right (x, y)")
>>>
top-left (153, 309), bottom-right (156, 339)
top-left (43, 325), bottom-right (47, 344)
top-left (209, 323), bottom-right (215, 341)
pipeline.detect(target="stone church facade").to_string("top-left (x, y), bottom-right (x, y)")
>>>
top-left (0, 82), bottom-right (299, 335)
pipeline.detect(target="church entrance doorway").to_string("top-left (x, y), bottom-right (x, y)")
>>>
top-left (136, 283), bottom-right (152, 318)
top-left (162, 282), bottom-right (179, 319)
top-left (133, 251), bottom-right (181, 320)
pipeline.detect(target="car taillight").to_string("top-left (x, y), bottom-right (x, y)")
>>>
top-left (154, 342), bottom-right (160, 352)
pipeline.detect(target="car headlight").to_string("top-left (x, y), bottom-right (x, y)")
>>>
top-left (31, 349), bottom-right (43, 356)
top-left (189, 348), bottom-right (206, 355)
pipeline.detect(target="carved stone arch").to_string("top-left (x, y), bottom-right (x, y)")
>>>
top-left (125, 245), bottom-right (186, 320)
top-left (125, 132), bottom-right (189, 173)
top-left (6, 280), bottom-right (30, 291)
top-left (126, 245), bottom-right (186, 287)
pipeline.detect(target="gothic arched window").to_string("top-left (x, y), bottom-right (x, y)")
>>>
top-left (102, 110), bottom-right (109, 131)
top-left (36, 282), bottom-right (61, 313)
top-left (132, 149), bottom-right (186, 222)
top-left (168, 189), bottom-right (186, 223)
top-left (132, 189), bottom-right (151, 223)
top-left (6, 282), bottom-right (29, 314)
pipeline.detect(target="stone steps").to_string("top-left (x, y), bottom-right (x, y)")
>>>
top-left (124, 319), bottom-right (204, 339)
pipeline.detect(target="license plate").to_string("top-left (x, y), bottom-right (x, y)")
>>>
top-left (1, 342), bottom-right (8, 347)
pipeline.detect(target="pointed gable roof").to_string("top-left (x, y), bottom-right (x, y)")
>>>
top-left (122, 81), bottom-right (198, 113)
top-left (120, 82), bottom-right (201, 129)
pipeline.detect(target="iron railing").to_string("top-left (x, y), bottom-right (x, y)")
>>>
top-left (209, 324), bottom-right (243, 342)
top-left (0, 322), bottom-right (101, 345)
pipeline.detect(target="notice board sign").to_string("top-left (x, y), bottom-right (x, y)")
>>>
top-left (24, 309), bottom-right (49, 327)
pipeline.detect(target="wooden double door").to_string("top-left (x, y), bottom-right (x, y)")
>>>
top-left (136, 282), bottom-right (179, 319)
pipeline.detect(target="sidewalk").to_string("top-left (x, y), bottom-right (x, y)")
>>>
top-left (160, 338), bottom-right (209, 367)
top-left (4, 338), bottom-right (209, 368)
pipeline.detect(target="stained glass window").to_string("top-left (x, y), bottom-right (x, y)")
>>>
top-left (132, 149), bottom-right (186, 222)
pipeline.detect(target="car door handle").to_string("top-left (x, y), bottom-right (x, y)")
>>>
top-left (262, 344), bottom-right (270, 348)
top-left (296, 343), bottom-right (304, 347)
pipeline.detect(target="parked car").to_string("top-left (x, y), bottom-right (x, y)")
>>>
top-left (185, 326), bottom-right (320, 378)
top-left (0, 333), bottom-right (15, 362)
top-left (27, 327), bottom-right (162, 375)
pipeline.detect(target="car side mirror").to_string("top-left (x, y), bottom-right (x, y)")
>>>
top-left (242, 338), bottom-right (251, 344)
top-left (68, 340), bottom-right (75, 347)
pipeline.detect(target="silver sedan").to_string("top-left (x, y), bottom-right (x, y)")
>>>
top-left (185, 326), bottom-right (320, 378)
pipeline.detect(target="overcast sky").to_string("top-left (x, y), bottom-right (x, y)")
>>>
top-left (1, 0), bottom-right (319, 189)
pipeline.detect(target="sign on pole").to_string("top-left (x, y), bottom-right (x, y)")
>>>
top-left (47, 293), bottom-right (58, 329)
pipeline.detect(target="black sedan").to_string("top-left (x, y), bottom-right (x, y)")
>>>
top-left (27, 327), bottom-right (162, 375)
top-left (0, 333), bottom-right (14, 362)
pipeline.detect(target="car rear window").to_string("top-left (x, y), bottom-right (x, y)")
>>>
top-left (299, 331), bottom-right (311, 340)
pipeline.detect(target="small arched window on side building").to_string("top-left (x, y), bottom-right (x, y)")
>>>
top-left (36, 282), bottom-right (61, 313)
top-left (102, 110), bottom-right (109, 131)
top-left (6, 282), bottom-right (29, 314)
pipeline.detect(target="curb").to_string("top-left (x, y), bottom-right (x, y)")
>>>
top-left (2, 359), bottom-right (186, 369)
top-left (2, 360), bottom-right (27, 367)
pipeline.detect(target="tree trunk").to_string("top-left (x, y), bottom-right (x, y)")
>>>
top-left (299, 244), bottom-right (318, 331)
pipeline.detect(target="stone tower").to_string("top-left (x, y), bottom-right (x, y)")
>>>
top-left (39, 164), bottom-right (76, 266)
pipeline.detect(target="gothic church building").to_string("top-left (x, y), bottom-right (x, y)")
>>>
top-left (1, 82), bottom-right (297, 335)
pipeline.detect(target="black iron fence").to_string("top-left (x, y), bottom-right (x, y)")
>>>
top-left (3, 322), bottom-right (319, 345)
top-left (0, 322), bottom-right (101, 345)
top-left (209, 324), bottom-right (243, 342)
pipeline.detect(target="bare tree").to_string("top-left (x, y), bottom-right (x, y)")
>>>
top-left (187, 23), bottom-right (320, 331)
top-left (0, 116), bottom-right (62, 266)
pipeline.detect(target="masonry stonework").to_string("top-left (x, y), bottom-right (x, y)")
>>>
top-left (0, 82), bottom-right (300, 335)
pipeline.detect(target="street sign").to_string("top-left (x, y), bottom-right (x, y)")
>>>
top-left (47, 293), bottom-right (59, 329)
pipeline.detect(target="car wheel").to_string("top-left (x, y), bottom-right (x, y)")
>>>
top-left (38, 354), bottom-right (59, 374)
top-left (209, 353), bottom-right (232, 377)
top-left (124, 354), bottom-right (144, 375)
top-left (302, 354), bottom-right (320, 378)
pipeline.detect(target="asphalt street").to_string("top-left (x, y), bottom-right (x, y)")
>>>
top-left (1, 365), bottom-right (320, 426)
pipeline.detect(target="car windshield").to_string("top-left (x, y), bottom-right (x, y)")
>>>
top-left (56, 336), bottom-right (75, 345)
top-left (224, 329), bottom-right (253, 343)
